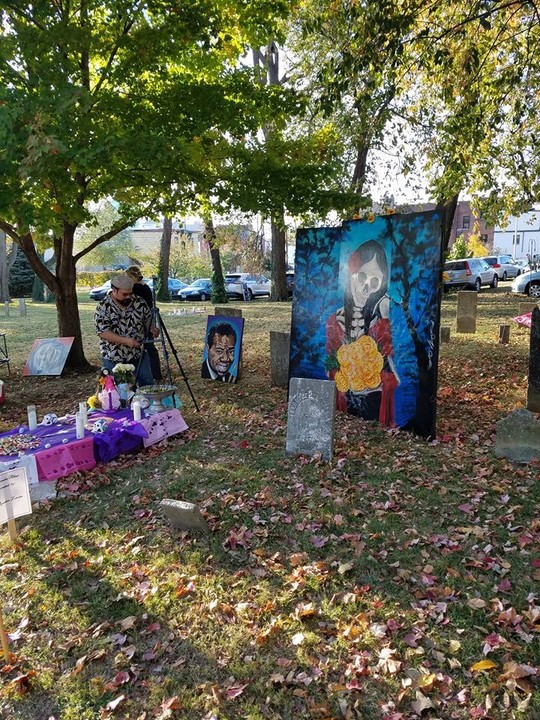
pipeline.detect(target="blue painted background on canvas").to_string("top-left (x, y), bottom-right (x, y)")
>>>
top-left (289, 211), bottom-right (442, 437)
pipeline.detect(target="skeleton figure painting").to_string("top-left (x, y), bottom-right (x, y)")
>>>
top-left (289, 211), bottom-right (443, 438)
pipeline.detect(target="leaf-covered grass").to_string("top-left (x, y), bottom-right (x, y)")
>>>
top-left (0, 288), bottom-right (539, 719)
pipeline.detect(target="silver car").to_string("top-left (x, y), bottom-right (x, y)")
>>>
top-left (444, 258), bottom-right (498, 292)
top-left (511, 269), bottom-right (540, 298)
top-left (479, 255), bottom-right (521, 281)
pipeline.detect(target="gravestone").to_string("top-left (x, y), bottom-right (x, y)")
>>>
top-left (29, 480), bottom-right (57, 502)
top-left (286, 377), bottom-right (336, 461)
top-left (214, 306), bottom-right (242, 318)
top-left (519, 301), bottom-right (538, 316)
top-left (499, 324), bottom-right (510, 344)
top-left (440, 326), bottom-right (451, 343)
top-left (495, 409), bottom-right (540, 463)
top-left (18, 298), bottom-right (26, 317)
top-left (456, 291), bottom-right (477, 333)
top-left (270, 331), bottom-right (290, 387)
top-left (160, 499), bottom-right (210, 533)
top-left (527, 307), bottom-right (540, 412)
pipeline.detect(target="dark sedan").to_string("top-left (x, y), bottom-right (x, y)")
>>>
top-left (177, 278), bottom-right (213, 301)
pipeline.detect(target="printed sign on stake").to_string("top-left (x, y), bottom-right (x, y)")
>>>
top-left (0, 467), bottom-right (32, 526)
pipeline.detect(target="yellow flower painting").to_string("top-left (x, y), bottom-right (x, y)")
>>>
top-left (335, 336), bottom-right (384, 393)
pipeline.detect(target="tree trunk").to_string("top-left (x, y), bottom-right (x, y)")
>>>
top-left (270, 214), bottom-right (288, 301)
top-left (436, 194), bottom-right (459, 253)
top-left (157, 216), bottom-right (172, 301)
top-left (204, 215), bottom-right (227, 303)
top-left (0, 231), bottom-right (18, 302)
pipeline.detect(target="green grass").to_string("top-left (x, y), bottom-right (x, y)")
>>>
top-left (1, 287), bottom-right (539, 719)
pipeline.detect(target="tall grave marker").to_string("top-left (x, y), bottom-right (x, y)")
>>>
top-left (270, 331), bottom-right (290, 388)
top-left (456, 291), bottom-right (477, 333)
top-left (527, 306), bottom-right (540, 412)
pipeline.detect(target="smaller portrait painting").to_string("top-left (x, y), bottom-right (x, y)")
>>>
top-left (23, 337), bottom-right (74, 376)
top-left (201, 316), bottom-right (244, 384)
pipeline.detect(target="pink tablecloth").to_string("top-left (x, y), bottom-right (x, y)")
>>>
top-left (35, 437), bottom-right (96, 481)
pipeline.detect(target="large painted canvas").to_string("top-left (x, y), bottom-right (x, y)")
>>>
top-left (23, 337), bottom-right (74, 376)
top-left (201, 315), bottom-right (244, 384)
top-left (289, 211), bottom-right (443, 438)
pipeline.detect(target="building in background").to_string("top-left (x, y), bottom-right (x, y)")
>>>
top-left (399, 200), bottom-right (494, 251)
top-left (131, 218), bottom-right (205, 255)
top-left (492, 210), bottom-right (540, 259)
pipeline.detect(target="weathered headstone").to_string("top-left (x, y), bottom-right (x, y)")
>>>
top-left (3, 302), bottom-right (9, 318)
top-left (456, 291), bottom-right (477, 333)
top-left (270, 331), bottom-right (290, 387)
top-left (440, 326), bottom-right (451, 343)
top-left (286, 378), bottom-right (336, 461)
top-left (519, 301), bottom-right (538, 316)
top-left (160, 499), bottom-right (210, 533)
top-left (495, 409), bottom-right (540, 463)
top-left (527, 306), bottom-right (540, 411)
top-left (213, 306), bottom-right (242, 318)
top-left (499, 324), bottom-right (510, 344)
top-left (18, 298), bottom-right (26, 317)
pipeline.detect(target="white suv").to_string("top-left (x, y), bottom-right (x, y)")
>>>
top-left (480, 255), bottom-right (521, 281)
top-left (225, 273), bottom-right (271, 300)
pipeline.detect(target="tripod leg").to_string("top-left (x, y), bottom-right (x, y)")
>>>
top-left (155, 310), bottom-right (200, 412)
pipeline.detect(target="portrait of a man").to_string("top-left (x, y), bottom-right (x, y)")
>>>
top-left (201, 317), bottom-right (244, 383)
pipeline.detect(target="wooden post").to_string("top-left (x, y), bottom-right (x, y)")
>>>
top-left (0, 608), bottom-right (10, 663)
top-left (7, 519), bottom-right (17, 542)
top-left (499, 324), bottom-right (510, 344)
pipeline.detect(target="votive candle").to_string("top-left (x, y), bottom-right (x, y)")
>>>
top-left (78, 401), bottom-right (88, 424)
top-left (75, 411), bottom-right (85, 439)
top-left (132, 401), bottom-right (142, 422)
top-left (27, 405), bottom-right (37, 431)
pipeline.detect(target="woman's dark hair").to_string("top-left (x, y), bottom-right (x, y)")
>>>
top-left (344, 240), bottom-right (388, 339)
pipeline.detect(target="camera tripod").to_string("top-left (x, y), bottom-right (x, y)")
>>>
top-left (135, 282), bottom-right (199, 412)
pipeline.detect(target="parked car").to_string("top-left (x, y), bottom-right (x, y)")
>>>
top-left (286, 271), bottom-right (294, 298)
top-left (89, 280), bottom-right (112, 301)
top-left (511, 269), bottom-right (540, 298)
top-left (224, 273), bottom-right (271, 300)
top-left (145, 277), bottom-right (188, 295)
top-left (515, 258), bottom-right (531, 273)
top-left (177, 278), bottom-right (213, 301)
top-left (444, 258), bottom-right (498, 292)
top-left (479, 255), bottom-right (521, 281)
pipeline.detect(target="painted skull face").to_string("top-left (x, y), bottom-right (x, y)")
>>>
top-left (42, 413), bottom-right (58, 426)
top-left (91, 419), bottom-right (109, 434)
top-left (350, 256), bottom-right (384, 309)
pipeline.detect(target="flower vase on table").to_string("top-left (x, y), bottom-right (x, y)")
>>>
top-left (112, 363), bottom-right (136, 408)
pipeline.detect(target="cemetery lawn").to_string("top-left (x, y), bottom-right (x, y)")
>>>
top-left (0, 288), bottom-right (539, 720)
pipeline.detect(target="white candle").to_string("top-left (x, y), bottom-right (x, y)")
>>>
top-left (78, 401), bottom-right (87, 424)
top-left (75, 411), bottom-right (85, 439)
top-left (27, 405), bottom-right (37, 431)
top-left (132, 401), bottom-right (142, 422)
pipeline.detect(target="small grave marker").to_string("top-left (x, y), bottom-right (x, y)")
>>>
top-left (286, 377), bottom-right (336, 461)
top-left (440, 326), bottom-right (451, 343)
top-left (270, 331), bottom-right (290, 387)
top-left (18, 298), bottom-right (26, 316)
top-left (160, 499), bottom-right (209, 533)
top-left (499, 324), bottom-right (510, 344)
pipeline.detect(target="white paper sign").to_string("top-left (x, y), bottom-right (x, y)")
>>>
top-left (0, 467), bottom-right (32, 525)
